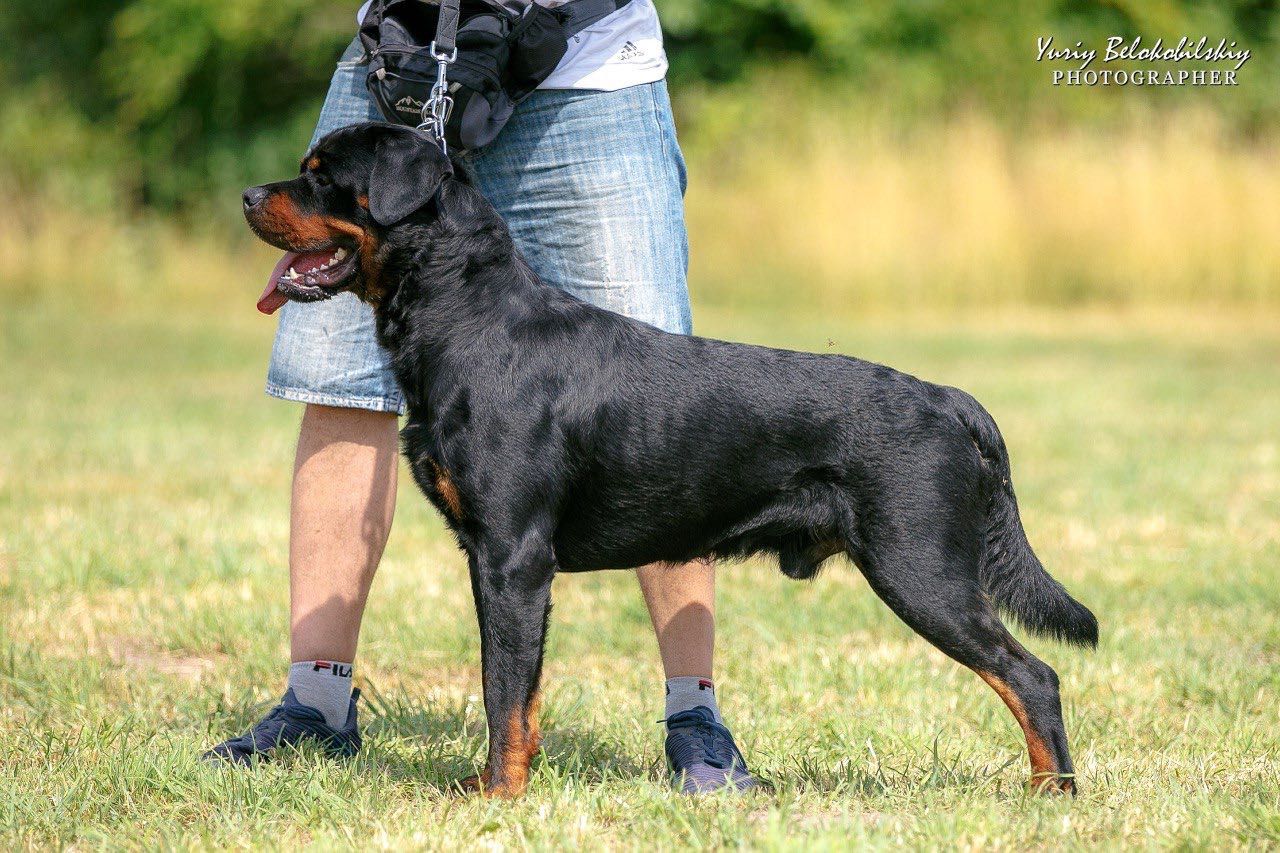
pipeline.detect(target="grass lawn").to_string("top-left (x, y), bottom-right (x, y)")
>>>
top-left (1, 288), bottom-right (1278, 848)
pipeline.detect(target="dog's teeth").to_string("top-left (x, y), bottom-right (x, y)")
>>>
top-left (334, 248), bottom-right (347, 260)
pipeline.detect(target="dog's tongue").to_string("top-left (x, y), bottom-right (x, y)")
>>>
top-left (257, 252), bottom-right (298, 315)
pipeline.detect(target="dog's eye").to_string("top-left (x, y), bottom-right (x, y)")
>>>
top-left (313, 172), bottom-right (332, 188)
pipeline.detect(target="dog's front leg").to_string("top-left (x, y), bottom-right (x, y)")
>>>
top-left (458, 529), bottom-right (556, 799)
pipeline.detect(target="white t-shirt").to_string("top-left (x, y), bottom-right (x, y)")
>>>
top-left (356, 0), bottom-right (667, 91)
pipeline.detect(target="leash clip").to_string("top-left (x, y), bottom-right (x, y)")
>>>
top-left (418, 41), bottom-right (457, 155)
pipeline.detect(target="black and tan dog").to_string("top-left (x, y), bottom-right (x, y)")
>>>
top-left (244, 122), bottom-right (1098, 798)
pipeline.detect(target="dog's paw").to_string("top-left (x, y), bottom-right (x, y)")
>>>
top-left (455, 772), bottom-right (525, 799)
top-left (1029, 773), bottom-right (1076, 797)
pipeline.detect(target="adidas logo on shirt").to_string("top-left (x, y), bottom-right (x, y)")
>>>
top-left (617, 40), bottom-right (644, 61)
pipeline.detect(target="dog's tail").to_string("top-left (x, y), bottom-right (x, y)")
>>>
top-left (948, 389), bottom-right (1099, 648)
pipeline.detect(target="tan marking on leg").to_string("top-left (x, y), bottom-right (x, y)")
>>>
top-left (426, 460), bottom-right (464, 520)
top-left (467, 707), bottom-right (530, 798)
top-left (976, 670), bottom-right (1071, 793)
top-left (499, 704), bottom-right (532, 793)
top-left (524, 691), bottom-right (543, 763)
top-left (460, 695), bottom-right (540, 799)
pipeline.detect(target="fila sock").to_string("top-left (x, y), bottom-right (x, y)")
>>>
top-left (665, 676), bottom-right (723, 724)
top-left (288, 660), bottom-right (354, 728)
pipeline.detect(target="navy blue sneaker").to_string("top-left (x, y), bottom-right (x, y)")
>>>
top-left (202, 688), bottom-right (362, 765)
top-left (664, 706), bottom-right (758, 794)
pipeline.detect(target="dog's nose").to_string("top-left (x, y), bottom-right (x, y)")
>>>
top-left (242, 186), bottom-right (269, 210)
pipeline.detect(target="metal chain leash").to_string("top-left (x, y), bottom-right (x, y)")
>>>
top-left (418, 41), bottom-right (457, 154)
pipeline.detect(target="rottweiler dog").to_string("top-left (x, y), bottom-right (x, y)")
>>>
top-left (243, 122), bottom-right (1098, 798)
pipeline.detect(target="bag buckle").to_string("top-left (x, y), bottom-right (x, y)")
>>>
top-left (418, 40), bottom-right (458, 154)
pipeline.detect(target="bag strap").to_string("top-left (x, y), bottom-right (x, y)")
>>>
top-left (556, 0), bottom-right (632, 36)
top-left (420, 0), bottom-right (631, 45)
top-left (433, 0), bottom-right (461, 54)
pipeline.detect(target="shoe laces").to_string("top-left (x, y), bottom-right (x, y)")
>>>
top-left (665, 711), bottom-right (744, 770)
top-left (238, 697), bottom-right (324, 743)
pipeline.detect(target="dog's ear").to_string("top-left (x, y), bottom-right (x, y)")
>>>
top-left (368, 130), bottom-right (453, 226)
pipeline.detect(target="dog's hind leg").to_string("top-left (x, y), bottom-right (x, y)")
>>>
top-left (851, 541), bottom-right (1077, 794)
top-left (458, 528), bottom-right (556, 799)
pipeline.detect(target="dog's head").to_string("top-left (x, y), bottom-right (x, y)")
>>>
top-left (243, 122), bottom-right (453, 313)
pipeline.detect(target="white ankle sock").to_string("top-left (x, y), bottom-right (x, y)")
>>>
top-left (288, 660), bottom-right (354, 728)
top-left (665, 676), bottom-right (722, 724)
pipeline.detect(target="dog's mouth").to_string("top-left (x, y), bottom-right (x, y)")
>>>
top-left (256, 246), bottom-right (360, 315)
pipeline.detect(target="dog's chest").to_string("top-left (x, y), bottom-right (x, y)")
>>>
top-left (400, 419), bottom-right (464, 523)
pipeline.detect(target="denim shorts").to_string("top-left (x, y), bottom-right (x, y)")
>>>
top-left (266, 39), bottom-right (692, 414)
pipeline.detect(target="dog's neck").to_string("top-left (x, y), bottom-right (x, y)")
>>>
top-left (370, 180), bottom-right (549, 411)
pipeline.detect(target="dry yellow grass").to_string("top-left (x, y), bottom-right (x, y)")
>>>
top-left (685, 108), bottom-right (1280, 310)
top-left (4, 110), bottom-right (1278, 317)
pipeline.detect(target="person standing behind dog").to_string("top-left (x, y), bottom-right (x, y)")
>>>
top-left (204, 0), bottom-right (759, 794)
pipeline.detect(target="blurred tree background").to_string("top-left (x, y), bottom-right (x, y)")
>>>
top-left (2, 1), bottom-right (1277, 307)
top-left (1, 0), bottom-right (1275, 218)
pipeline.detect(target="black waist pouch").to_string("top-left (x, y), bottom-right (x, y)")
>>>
top-left (360, 0), bottom-right (630, 153)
